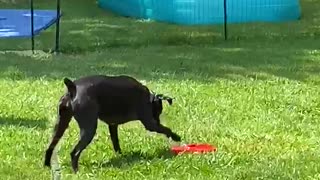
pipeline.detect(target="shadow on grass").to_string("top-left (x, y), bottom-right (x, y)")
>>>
top-left (95, 148), bottom-right (175, 169)
top-left (0, 0), bottom-right (319, 82)
top-left (0, 43), bottom-right (319, 83)
top-left (0, 116), bottom-right (47, 129)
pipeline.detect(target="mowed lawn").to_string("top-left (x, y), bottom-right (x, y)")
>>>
top-left (0, 0), bottom-right (320, 179)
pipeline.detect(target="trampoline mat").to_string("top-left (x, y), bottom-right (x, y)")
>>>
top-left (0, 9), bottom-right (60, 38)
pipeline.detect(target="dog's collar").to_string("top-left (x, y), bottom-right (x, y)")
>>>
top-left (149, 90), bottom-right (156, 102)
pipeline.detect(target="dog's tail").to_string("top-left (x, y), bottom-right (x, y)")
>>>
top-left (63, 78), bottom-right (77, 98)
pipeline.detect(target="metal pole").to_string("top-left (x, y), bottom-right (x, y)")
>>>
top-left (55, 0), bottom-right (61, 53)
top-left (223, 0), bottom-right (228, 40)
top-left (30, 0), bottom-right (35, 53)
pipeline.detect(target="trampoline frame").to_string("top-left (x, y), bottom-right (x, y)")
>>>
top-left (29, 0), bottom-right (61, 53)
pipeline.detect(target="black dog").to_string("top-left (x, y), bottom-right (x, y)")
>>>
top-left (44, 75), bottom-right (181, 173)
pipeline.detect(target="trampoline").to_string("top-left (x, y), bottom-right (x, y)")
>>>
top-left (98, 0), bottom-right (301, 25)
top-left (0, 0), bottom-right (62, 53)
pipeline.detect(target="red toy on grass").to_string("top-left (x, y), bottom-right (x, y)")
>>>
top-left (171, 143), bottom-right (217, 155)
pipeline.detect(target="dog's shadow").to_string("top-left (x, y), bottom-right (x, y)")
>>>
top-left (0, 116), bottom-right (47, 129)
top-left (97, 148), bottom-right (176, 169)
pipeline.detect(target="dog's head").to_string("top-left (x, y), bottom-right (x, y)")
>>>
top-left (150, 92), bottom-right (173, 122)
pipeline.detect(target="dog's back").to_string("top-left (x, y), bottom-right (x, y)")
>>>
top-left (67, 75), bottom-right (150, 123)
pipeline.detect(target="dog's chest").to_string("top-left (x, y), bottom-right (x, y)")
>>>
top-left (98, 103), bottom-right (138, 125)
top-left (99, 112), bottom-right (138, 125)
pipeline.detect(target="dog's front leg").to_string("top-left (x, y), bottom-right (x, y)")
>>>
top-left (108, 125), bottom-right (121, 154)
top-left (141, 120), bottom-right (181, 142)
top-left (150, 123), bottom-right (181, 142)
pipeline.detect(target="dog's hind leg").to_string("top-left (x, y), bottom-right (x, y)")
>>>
top-left (70, 111), bottom-right (98, 173)
top-left (108, 125), bottom-right (121, 153)
top-left (44, 95), bottom-right (73, 167)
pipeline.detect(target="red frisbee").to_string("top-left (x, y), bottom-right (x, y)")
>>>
top-left (171, 143), bottom-right (217, 155)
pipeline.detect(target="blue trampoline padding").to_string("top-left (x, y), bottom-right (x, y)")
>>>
top-left (0, 9), bottom-right (61, 38)
top-left (98, 0), bottom-right (301, 25)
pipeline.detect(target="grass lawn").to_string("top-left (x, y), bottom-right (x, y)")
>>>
top-left (0, 0), bottom-right (320, 179)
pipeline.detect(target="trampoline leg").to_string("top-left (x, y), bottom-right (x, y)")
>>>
top-left (223, 0), bottom-right (228, 40)
top-left (30, 0), bottom-right (35, 53)
top-left (55, 0), bottom-right (61, 53)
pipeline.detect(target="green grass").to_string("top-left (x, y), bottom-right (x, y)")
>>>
top-left (0, 0), bottom-right (320, 179)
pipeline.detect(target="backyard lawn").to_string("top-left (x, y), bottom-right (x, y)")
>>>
top-left (0, 0), bottom-right (320, 179)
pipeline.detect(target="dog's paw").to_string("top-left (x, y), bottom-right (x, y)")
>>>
top-left (44, 160), bottom-right (51, 167)
top-left (171, 133), bottom-right (181, 142)
top-left (71, 163), bottom-right (79, 174)
top-left (72, 167), bottom-right (78, 174)
top-left (44, 149), bottom-right (53, 167)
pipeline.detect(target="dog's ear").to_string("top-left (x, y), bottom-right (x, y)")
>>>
top-left (163, 96), bottom-right (173, 105)
top-left (155, 94), bottom-right (173, 105)
top-left (154, 94), bottom-right (163, 102)
top-left (168, 98), bottom-right (173, 105)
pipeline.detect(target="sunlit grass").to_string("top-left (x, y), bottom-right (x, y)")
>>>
top-left (0, 0), bottom-right (320, 179)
